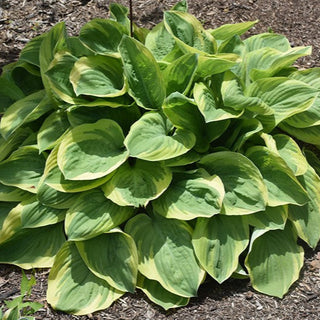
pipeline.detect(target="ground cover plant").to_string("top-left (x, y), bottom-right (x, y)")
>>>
top-left (0, 270), bottom-right (43, 320)
top-left (0, 0), bottom-right (320, 315)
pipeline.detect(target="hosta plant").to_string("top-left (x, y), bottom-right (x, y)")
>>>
top-left (1, 0), bottom-right (320, 315)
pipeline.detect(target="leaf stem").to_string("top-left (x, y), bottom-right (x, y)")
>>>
top-left (129, 0), bottom-right (133, 37)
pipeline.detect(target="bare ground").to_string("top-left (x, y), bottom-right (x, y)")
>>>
top-left (1, 0), bottom-right (320, 319)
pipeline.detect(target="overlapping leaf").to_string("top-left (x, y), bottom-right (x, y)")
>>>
top-left (76, 230), bottom-right (138, 292)
top-left (192, 215), bottom-right (249, 283)
top-left (119, 36), bottom-right (166, 110)
top-left (125, 213), bottom-right (205, 297)
top-left (47, 242), bottom-right (123, 315)
top-left (0, 146), bottom-right (46, 193)
top-left (124, 112), bottom-right (196, 161)
top-left (245, 225), bottom-right (304, 298)
top-left (246, 146), bottom-right (309, 207)
top-left (164, 11), bottom-right (216, 54)
top-left (0, 90), bottom-right (53, 139)
top-left (42, 145), bottom-right (111, 193)
top-left (288, 164), bottom-right (320, 248)
top-left (65, 189), bottom-right (134, 241)
top-left (137, 273), bottom-right (189, 310)
top-left (57, 119), bottom-right (129, 180)
top-left (199, 151), bottom-right (268, 215)
top-left (102, 159), bottom-right (172, 207)
top-left (70, 55), bottom-right (126, 97)
top-left (153, 169), bottom-right (224, 220)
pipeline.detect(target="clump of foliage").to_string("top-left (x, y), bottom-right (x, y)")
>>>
top-left (0, 271), bottom-right (43, 320)
top-left (1, 0), bottom-right (320, 315)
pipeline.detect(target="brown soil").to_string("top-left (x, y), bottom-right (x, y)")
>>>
top-left (1, 0), bottom-right (320, 319)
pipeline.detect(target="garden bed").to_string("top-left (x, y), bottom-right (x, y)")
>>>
top-left (1, 1), bottom-right (320, 319)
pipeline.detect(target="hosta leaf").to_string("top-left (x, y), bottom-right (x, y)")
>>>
top-left (39, 22), bottom-right (68, 72)
top-left (67, 104), bottom-right (140, 135)
top-left (70, 55), bottom-right (126, 97)
top-left (0, 146), bottom-right (46, 193)
top-left (289, 67), bottom-right (320, 89)
top-left (37, 182), bottom-right (76, 209)
top-left (79, 19), bottom-right (126, 55)
top-left (284, 97), bottom-right (320, 128)
top-left (68, 36), bottom-right (95, 57)
top-left (153, 169), bottom-right (224, 220)
top-left (20, 197), bottom-right (66, 228)
top-left (210, 20), bottom-right (258, 41)
top-left (164, 11), bottom-right (216, 54)
top-left (45, 51), bottom-right (78, 103)
top-left (137, 273), bottom-right (189, 310)
top-left (109, 3), bottom-right (131, 33)
top-left (124, 112), bottom-right (196, 161)
top-left (221, 73), bottom-right (272, 115)
top-left (57, 119), bottom-right (128, 180)
top-left (0, 202), bottom-right (21, 244)
top-left (20, 33), bottom-right (46, 67)
top-left (47, 242), bottom-right (123, 315)
top-left (162, 150), bottom-right (201, 167)
top-left (119, 35), bottom-right (165, 110)
top-left (39, 22), bottom-right (68, 96)
top-left (192, 215), bottom-right (249, 283)
top-left (199, 152), bottom-right (268, 215)
top-left (37, 110), bottom-right (70, 152)
top-left (5, 61), bottom-right (43, 96)
top-left (0, 90), bottom-right (53, 139)
top-left (196, 54), bottom-right (238, 78)
top-left (48, 55), bottom-right (131, 107)
top-left (163, 92), bottom-right (209, 152)
top-left (0, 76), bottom-right (25, 113)
top-left (206, 120), bottom-right (231, 142)
top-left (42, 145), bottom-right (111, 193)
top-left (250, 46), bottom-right (311, 81)
top-left (246, 146), bottom-right (309, 207)
top-left (247, 78), bottom-right (318, 131)
top-left (228, 119), bottom-right (263, 152)
top-left (0, 127), bottom-right (32, 162)
top-left (162, 53), bottom-right (198, 95)
top-left (0, 222), bottom-right (65, 269)
top-left (245, 225), bottom-right (304, 298)
top-left (0, 202), bottom-right (16, 230)
top-left (304, 150), bottom-right (320, 176)
top-left (288, 164), bottom-right (320, 248)
top-left (145, 22), bottom-right (178, 61)
top-left (125, 213), bottom-right (205, 297)
top-left (193, 82), bottom-right (243, 122)
top-left (236, 46), bottom-right (311, 84)
top-left (271, 134), bottom-right (308, 176)
top-left (65, 189), bottom-right (134, 241)
top-left (245, 205), bottom-right (288, 231)
top-left (279, 122), bottom-right (320, 145)
top-left (0, 183), bottom-right (32, 202)
top-left (171, 0), bottom-right (188, 12)
top-left (244, 33), bottom-right (291, 52)
top-left (76, 230), bottom-right (138, 293)
top-left (285, 68), bottom-right (320, 128)
top-left (102, 159), bottom-right (172, 207)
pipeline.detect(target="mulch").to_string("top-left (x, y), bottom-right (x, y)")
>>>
top-left (1, 0), bottom-right (320, 319)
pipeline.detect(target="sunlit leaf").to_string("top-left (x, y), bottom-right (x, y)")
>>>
top-left (125, 213), bottom-right (205, 297)
top-left (57, 119), bottom-right (128, 180)
top-left (245, 225), bottom-right (304, 298)
top-left (65, 189), bottom-right (134, 241)
top-left (199, 151), bottom-right (268, 215)
top-left (153, 169), bottom-right (224, 220)
top-left (47, 242), bottom-right (123, 315)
